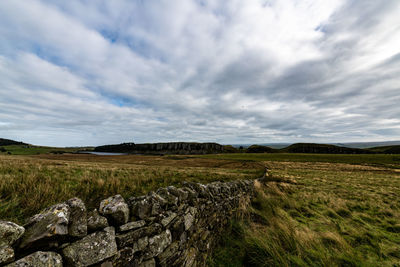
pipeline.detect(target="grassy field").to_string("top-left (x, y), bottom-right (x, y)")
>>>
top-left (0, 144), bottom-right (92, 155)
top-left (209, 156), bottom-right (400, 266)
top-left (1, 152), bottom-right (399, 266)
top-left (0, 154), bottom-right (263, 224)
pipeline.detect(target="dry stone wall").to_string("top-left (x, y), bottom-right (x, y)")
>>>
top-left (0, 179), bottom-right (254, 267)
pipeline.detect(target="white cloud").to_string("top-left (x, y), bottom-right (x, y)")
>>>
top-left (0, 0), bottom-right (399, 146)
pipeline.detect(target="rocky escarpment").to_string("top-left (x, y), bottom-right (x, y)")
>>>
top-left (0, 179), bottom-right (254, 266)
top-left (94, 142), bottom-right (224, 155)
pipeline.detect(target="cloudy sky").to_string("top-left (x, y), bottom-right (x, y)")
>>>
top-left (0, 0), bottom-right (399, 146)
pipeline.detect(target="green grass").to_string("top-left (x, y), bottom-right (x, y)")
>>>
top-left (210, 159), bottom-right (400, 266)
top-left (0, 145), bottom-right (91, 155)
top-left (201, 153), bottom-right (400, 169)
top-left (0, 154), bottom-right (263, 224)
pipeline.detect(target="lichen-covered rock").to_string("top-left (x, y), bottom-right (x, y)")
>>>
top-left (161, 212), bottom-right (177, 227)
top-left (99, 195), bottom-right (129, 226)
top-left (119, 220), bottom-right (146, 232)
top-left (116, 224), bottom-right (162, 248)
top-left (0, 246), bottom-right (14, 265)
top-left (19, 203), bottom-right (70, 249)
top-left (129, 193), bottom-right (166, 220)
top-left (5, 251), bottom-right (62, 267)
top-left (157, 241), bottom-right (180, 267)
top-left (0, 221), bottom-right (25, 247)
top-left (62, 227), bottom-right (117, 266)
top-left (66, 197), bottom-right (87, 237)
top-left (139, 258), bottom-right (156, 267)
top-left (132, 236), bottom-right (149, 253)
top-left (156, 188), bottom-right (178, 206)
top-left (87, 209), bottom-right (108, 232)
top-left (146, 230), bottom-right (172, 258)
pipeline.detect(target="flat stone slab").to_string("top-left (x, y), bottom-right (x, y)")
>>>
top-left (19, 204), bottom-right (70, 249)
top-left (5, 251), bottom-right (62, 267)
top-left (62, 227), bottom-right (117, 266)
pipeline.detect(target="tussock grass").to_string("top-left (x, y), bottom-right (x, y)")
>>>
top-left (211, 160), bottom-right (400, 266)
top-left (0, 154), bottom-right (263, 224)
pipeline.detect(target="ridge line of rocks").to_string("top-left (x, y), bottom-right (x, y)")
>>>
top-left (0, 179), bottom-right (255, 267)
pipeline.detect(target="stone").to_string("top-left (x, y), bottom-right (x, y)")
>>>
top-left (0, 246), bottom-right (14, 265)
top-left (5, 251), bottom-right (62, 267)
top-left (184, 213), bottom-right (194, 231)
top-left (146, 230), bottom-right (172, 258)
top-left (161, 212), bottom-right (177, 227)
top-left (157, 241), bottom-right (180, 267)
top-left (129, 196), bottom-right (152, 220)
top-left (183, 247), bottom-right (197, 267)
top-left (167, 186), bottom-right (188, 203)
top-left (99, 195), bottom-right (129, 226)
top-left (119, 220), bottom-right (146, 232)
top-left (116, 224), bottom-right (162, 248)
top-left (156, 188), bottom-right (178, 206)
top-left (66, 197), bottom-right (87, 237)
top-left (0, 221), bottom-right (25, 247)
top-left (132, 236), bottom-right (149, 253)
top-left (62, 227), bottom-right (117, 267)
top-left (139, 258), bottom-right (156, 267)
top-left (19, 203), bottom-right (70, 249)
top-left (87, 209), bottom-right (109, 232)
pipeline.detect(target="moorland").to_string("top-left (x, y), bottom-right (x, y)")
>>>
top-left (0, 139), bottom-right (400, 266)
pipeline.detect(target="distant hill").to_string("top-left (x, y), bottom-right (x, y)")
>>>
top-left (246, 145), bottom-right (276, 153)
top-left (368, 145), bottom-right (400, 154)
top-left (0, 138), bottom-right (28, 146)
top-left (95, 142), bottom-right (224, 154)
top-left (333, 141), bottom-right (400, 149)
top-left (280, 143), bottom-right (375, 154)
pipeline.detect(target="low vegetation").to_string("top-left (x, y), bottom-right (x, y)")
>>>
top-left (210, 159), bottom-right (400, 266)
top-left (1, 147), bottom-right (399, 266)
top-left (0, 154), bottom-right (263, 224)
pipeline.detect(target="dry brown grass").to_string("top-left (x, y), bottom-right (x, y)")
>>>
top-left (0, 154), bottom-right (264, 224)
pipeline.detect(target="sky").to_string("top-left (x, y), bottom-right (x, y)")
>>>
top-left (0, 0), bottom-right (399, 147)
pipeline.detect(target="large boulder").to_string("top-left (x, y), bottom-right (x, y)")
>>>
top-left (66, 197), bottom-right (87, 237)
top-left (19, 204), bottom-right (70, 249)
top-left (0, 221), bottom-right (25, 247)
top-left (5, 251), bottom-right (62, 267)
top-left (62, 227), bottom-right (117, 266)
top-left (99, 195), bottom-right (129, 226)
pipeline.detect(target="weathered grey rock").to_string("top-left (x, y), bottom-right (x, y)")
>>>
top-left (87, 209), bottom-right (108, 232)
top-left (156, 188), bottom-right (178, 206)
top-left (62, 227), bottom-right (117, 267)
top-left (66, 197), bottom-right (87, 237)
top-left (99, 195), bottom-right (129, 226)
top-left (157, 241), bottom-right (180, 267)
top-left (139, 258), bottom-right (156, 267)
top-left (119, 220), bottom-right (146, 232)
top-left (161, 212), bottom-right (177, 227)
top-left (0, 221), bottom-right (25, 247)
top-left (129, 194), bottom-right (164, 220)
top-left (19, 203), bottom-right (70, 249)
top-left (116, 223), bottom-right (162, 248)
top-left (184, 213), bottom-right (194, 231)
top-left (146, 230), bottom-right (172, 258)
top-left (132, 236), bottom-right (149, 253)
top-left (5, 251), bottom-right (62, 267)
top-left (0, 246), bottom-right (14, 265)
top-left (167, 186), bottom-right (189, 203)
